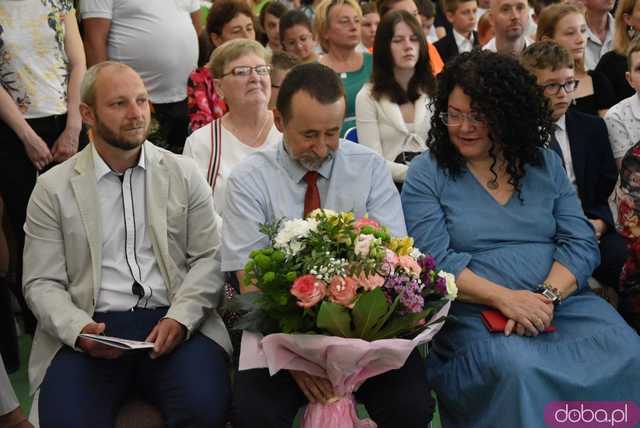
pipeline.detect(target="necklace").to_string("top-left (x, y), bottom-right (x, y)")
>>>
top-left (486, 179), bottom-right (499, 190)
top-left (225, 112), bottom-right (271, 147)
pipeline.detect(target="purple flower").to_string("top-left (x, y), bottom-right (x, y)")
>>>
top-left (435, 276), bottom-right (447, 295)
top-left (419, 255), bottom-right (436, 271)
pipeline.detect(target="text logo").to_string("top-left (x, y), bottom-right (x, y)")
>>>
top-left (544, 401), bottom-right (640, 427)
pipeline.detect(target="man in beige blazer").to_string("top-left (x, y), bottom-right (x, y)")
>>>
top-left (22, 62), bottom-right (231, 428)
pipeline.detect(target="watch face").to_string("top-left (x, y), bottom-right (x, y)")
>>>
top-left (542, 288), bottom-right (558, 302)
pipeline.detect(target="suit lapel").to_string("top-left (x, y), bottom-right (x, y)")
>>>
top-left (144, 143), bottom-right (172, 288)
top-left (70, 146), bottom-right (102, 300)
top-left (565, 111), bottom-right (586, 190)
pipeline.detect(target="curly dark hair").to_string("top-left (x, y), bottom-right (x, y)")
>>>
top-left (428, 50), bottom-right (553, 196)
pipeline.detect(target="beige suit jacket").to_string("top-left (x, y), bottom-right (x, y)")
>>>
top-left (22, 142), bottom-right (232, 393)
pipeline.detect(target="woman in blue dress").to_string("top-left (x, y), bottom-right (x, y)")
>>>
top-left (402, 50), bottom-right (640, 428)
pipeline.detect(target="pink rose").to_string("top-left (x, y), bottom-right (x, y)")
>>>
top-left (327, 276), bottom-right (359, 307)
top-left (381, 249), bottom-right (400, 275)
top-left (398, 256), bottom-right (422, 276)
top-left (354, 234), bottom-right (375, 257)
top-left (291, 275), bottom-right (326, 308)
top-left (356, 272), bottom-right (386, 291)
top-left (354, 217), bottom-right (381, 233)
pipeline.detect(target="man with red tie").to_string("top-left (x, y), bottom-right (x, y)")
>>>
top-left (221, 62), bottom-right (433, 428)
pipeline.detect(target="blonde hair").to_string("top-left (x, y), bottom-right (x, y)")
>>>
top-left (536, 3), bottom-right (585, 71)
top-left (614, 0), bottom-right (640, 55)
top-left (208, 38), bottom-right (268, 78)
top-left (313, 0), bottom-right (363, 52)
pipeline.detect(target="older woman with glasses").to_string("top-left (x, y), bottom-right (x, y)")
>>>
top-left (183, 39), bottom-right (281, 216)
top-left (402, 50), bottom-right (640, 427)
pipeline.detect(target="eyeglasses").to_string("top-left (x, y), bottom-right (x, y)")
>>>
top-left (221, 65), bottom-right (271, 78)
top-left (541, 80), bottom-right (579, 95)
top-left (439, 111), bottom-right (486, 126)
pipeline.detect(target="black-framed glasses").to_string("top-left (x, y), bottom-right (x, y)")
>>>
top-left (221, 65), bottom-right (271, 78)
top-left (541, 79), bottom-right (579, 95)
top-left (439, 111), bottom-right (486, 126)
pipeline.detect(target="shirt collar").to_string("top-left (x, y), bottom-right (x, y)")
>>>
top-left (453, 29), bottom-right (473, 47)
top-left (555, 114), bottom-right (566, 132)
top-left (277, 139), bottom-right (336, 183)
top-left (586, 13), bottom-right (615, 45)
top-left (92, 142), bottom-right (146, 182)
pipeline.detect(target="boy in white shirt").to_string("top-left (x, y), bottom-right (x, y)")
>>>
top-left (605, 40), bottom-right (640, 167)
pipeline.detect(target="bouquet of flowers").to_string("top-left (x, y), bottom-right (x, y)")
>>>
top-left (230, 209), bottom-right (456, 428)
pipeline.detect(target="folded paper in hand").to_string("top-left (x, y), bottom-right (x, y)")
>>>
top-left (78, 334), bottom-right (155, 350)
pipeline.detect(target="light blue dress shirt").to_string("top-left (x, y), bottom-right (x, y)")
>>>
top-left (221, 139), bottom-right (406, 272)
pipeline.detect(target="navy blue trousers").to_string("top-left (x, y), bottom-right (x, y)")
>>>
top-left (38, 308), bottom-right (230, 428)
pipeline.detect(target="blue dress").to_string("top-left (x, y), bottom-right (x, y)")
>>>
top-left (402, 149), bottom-right (640, 428)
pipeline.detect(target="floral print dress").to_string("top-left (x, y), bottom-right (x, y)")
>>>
top-left (616, 141), bottom-right (640, 324)
top-left (187, 67), bottom-right (227, 132)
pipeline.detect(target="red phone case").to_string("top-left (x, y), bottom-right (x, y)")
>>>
top-left (481, 310), bottom-right (556, 333)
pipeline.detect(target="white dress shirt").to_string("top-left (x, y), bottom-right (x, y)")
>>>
top-left (482, 36), bottom-right (533, 53)
top-left (93, 145), bottom-right (169, 312)
top-left (585, 13), bottom-right (615, 71)
top-left (554, 115), bottom-right (577, 186)
top-left (453, 29), bottom-right (474, 54)
top-left (605, 93), bottom-right (640, 160)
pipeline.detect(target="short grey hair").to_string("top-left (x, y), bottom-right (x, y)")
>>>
top-left (80, 61), bottom-right (134, 106)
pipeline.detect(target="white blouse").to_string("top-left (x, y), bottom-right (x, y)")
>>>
top-left (355, 83), bottom-right (431, 183)
top-left (183, 119), bottom-right (282, 215)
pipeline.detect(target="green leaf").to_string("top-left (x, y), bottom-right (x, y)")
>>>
top-left (316, 301), bottom-right (354, 338)
top-left (370, 307), bottom-right (434, 340)
top-left (352, 288), bottom-right (389, 340)
top-left (370, 295), bottom-right (401, 336)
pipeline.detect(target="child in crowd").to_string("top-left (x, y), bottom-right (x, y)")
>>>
top-left (259, 1), bottom-right (288, 52)
top-left (279, 9), bottom-right (320, 62)
top-left (476, 10), bottom-right (494, 45)
top-left (606, 39), bottom-right (640, 166)
top-left (611, 40), bottom-right (640, 332)
top-left (434, 0), bottom-right (480, 62)
top-left (360, 2), bottom-right (381, 50)
top-left (415, 0), bottom-right (439, 42)
top-left (268, 51), bottom-right (302, 109)
top-left (521, 40), bottom-right (625, 309)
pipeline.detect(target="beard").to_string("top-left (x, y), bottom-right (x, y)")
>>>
top-left (93, 114), bottom-right (149, 151)
top-left (297, 150), bottom-right (335, 171)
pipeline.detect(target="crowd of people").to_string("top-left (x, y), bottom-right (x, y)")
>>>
top-left (1, 0), bottom-right (640, 427)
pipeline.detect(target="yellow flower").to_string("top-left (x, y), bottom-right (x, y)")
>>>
top-left (389, 236), bottom-right (414, 256)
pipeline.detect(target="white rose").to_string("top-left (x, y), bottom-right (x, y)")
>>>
top-left (354, 234), bottom-right (376, 258)
top-left (438, 271), bottom-right (458, 300)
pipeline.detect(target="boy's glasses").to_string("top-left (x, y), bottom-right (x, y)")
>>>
top-left (541, 80), bottom-right (579, 95)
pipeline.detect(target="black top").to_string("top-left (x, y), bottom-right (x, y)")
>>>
top-left (571, 70), bottom-right (616, 116)
top-left (595, 50), bottom-right (635, 104)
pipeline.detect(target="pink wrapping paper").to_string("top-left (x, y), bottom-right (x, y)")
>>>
top-left (239, 301), bottom-right (450, 428)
